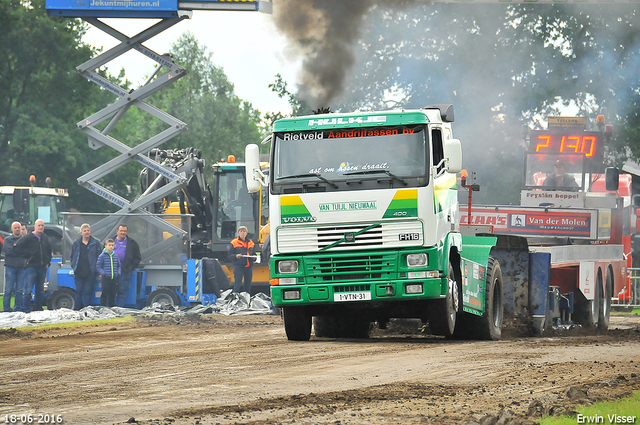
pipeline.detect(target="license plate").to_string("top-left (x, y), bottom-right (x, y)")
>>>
top-left (334, 292), bottom-right (371, 302)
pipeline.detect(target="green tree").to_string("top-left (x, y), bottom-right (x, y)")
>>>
top-left (0, 0), bottom-right (124, 212)
top-left (139, 32), bottom-right (263, 164)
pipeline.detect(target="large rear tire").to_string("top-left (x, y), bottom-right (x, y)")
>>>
top-left (429, 261), bottom-right (459, 336)
top-left (452, 257), bottom-right (503, 340)
top-left (313, 315), bottom-right (338, 338)
top-left (474, 257), bottom-right (504, 340)
top-left (283, 307), bottom-right (312, 341)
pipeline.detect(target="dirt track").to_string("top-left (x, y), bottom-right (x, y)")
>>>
top-left (1, 313), bottom-right (639, 425)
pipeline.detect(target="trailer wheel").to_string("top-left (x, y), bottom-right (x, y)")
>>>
top-left (283, 307), bottom-right (312, 341)
top-left (598, 270), bottom-right (613, 330)
top-left (47, 287), bottom-right (75, 310)
top-left (475, 257), bottom-right (504, 340)
top-left (145, 288), bottom-right (181, 308)
top-left (429, 261), bottom-right (459, 336)
top-left (575, 273), bottom-right (601, 328)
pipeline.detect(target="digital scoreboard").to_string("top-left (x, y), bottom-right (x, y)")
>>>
top-left (529, 130), bottom-right (604, 164)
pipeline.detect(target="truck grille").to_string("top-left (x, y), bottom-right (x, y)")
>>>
top-left (334, 284), bottom-right (370, 293)
top-left (305, 253), bottom-right (396, 283)
top-left (277, 222), bottom-right (423, 253)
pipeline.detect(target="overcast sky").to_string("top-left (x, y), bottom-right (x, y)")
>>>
top-left (82, 10), bottom-right (301, 115)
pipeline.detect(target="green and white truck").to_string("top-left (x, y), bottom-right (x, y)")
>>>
top-left (245, 105), bottom-right (503, 341)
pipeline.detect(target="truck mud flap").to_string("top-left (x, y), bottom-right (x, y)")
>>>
top-left (489, 246), bottom-right (530, 317)
top-left (486, 235), bottom-right (550, 336)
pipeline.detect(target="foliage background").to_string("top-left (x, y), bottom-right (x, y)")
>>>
top-left (2, 0), bottom-right (640, 210)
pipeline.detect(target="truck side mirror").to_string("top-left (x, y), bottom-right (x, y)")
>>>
top-left (605, 167), bottom-right (619, 192)
top-left (245, 144), bottom-right (264, 193)
top-left (444, 139), bottom-right (462, 174)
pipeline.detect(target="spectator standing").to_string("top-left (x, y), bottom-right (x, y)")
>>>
top-left (20, 223), bottom-right (28, 235)
top-left (70, 223), bottom-right (101, 310)
top-left (3, 222), bottom-right (26, 312)
top-left (112, 224), bottom-right (141, 307)
top-left (12, 219), bottom-right (52, 312)
top-left (96, 239), bottom-right (121, 307)
top-left (227, 226), bottom-right (256, 293)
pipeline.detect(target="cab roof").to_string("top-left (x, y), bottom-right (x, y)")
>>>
top-left (273, 106), bottom-right (453, 132)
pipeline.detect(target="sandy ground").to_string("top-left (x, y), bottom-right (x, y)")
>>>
top-left (1, 313), bottom-right (639, 425)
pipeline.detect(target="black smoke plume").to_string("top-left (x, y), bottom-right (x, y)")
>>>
top-left (272, 0), bottom-right (378, 109)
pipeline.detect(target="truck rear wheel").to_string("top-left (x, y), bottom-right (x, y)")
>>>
top-left (475, 257), bottom-right (503, 340)
top-left (455, 257), bottom-right (503, 340)
top-left (429, 261), bottom-right (459, 336)
top-left (313, 315), bottom-right (337, 338)
top-left (283, 307), bottom-right (312, 341)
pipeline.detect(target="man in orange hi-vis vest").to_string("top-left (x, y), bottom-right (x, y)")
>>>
top-left (227, 226), bottom-right (256, 294)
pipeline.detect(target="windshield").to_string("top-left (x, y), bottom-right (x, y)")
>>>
top-left (34, 195), bottom-right (66, 225)
top-left (272, 125), bottom-right (428, 192)
top-left (215, 169), bottom-right (256, 240)
top-left (525, 154), bottom-right (585, 191)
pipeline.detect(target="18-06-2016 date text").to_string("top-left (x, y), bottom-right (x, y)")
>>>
top-left (4, 414), bottom-right (63, 424)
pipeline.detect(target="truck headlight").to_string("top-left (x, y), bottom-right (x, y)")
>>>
top-left (406, 253), bottom-right (428, 268)
top-left (278, 260), bottom-right (299, 274)
top-left (283, 289), bottom-right (301, 300)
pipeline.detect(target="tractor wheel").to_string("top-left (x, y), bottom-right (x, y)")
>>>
top-left (47, 287), bottom-right (76, 310)
top-left (145, 288), bottom-right (181, 308)
top-left (283, 307), bottom-right (312, 341)
top-left (429, 261), bottom-right (460, 337)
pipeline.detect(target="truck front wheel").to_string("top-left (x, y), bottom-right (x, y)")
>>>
top-left (283, 307), bottom-right (312, 341)
top-left (429, 261), bottom-right (459, 336)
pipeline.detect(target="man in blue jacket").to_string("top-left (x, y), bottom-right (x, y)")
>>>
top-left (70, 223), bottom-right (101, 310)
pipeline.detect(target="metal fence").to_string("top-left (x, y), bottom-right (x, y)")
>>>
top-left (60, 212), bottom-right (192, 268)
top-left (612, 267), bottom-right (640, 310)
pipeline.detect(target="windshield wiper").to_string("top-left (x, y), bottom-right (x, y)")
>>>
top-left (278, 173), bottom-right (338, 189)
top-left (346, 170), bottom-right (408, 185)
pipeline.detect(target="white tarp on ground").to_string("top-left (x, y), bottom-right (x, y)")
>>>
top-left (0, 290), bottom-right (278, 329)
